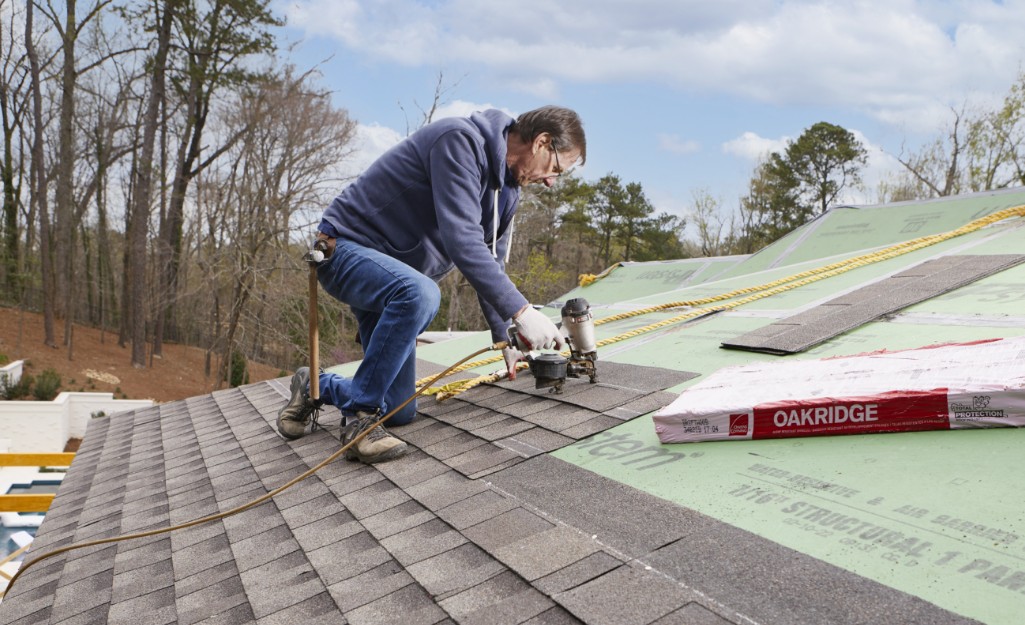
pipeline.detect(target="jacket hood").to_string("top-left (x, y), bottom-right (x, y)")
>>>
top-left (469, 109), bottom-right (515, 190)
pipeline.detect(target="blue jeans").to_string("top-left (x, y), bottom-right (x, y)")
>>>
top-left (315, 238), bottom-right (441, 426)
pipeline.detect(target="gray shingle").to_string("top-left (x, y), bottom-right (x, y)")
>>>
top-left (49, 568), bottom-right (114, 623)
top-left (110, 557), bottom-right (174, 603)
top-left (520, 405), bottom-right (598, 432)
top-left (59, 544), bottom-right (117, 581)
top-left (723, 254), bottom-right (1025, 354)
top-left (430, 403), bottom-right (494, 426)
top-left (175, 560), bottom-right (240, 598)
top-left (404, 470), bottom-right (489, 511)
top-left (488, 456), bottom-right (700, 559)
top-left (183, 602), bottom-right (254, 625)
top-left (420, 430), bottom-right (490, 460)
top-left (445, 444), bottom-right (522, 477)
top-left (106, 587), bottom-right (176, 625)
top-left (467, 416), bottom-right (535, 441)
top-left (361, 499), bottom-right (437, 539)
top-left (533, 551), bottom-right (624, 595)
top-left (404, 542), bottom-right (506, 598)
top-left (556, 565), bottom-right (690, 625)
top-left (221, 501), bottom-right (287, 543)
top-left (492, 525), bottom-right (601, 581)
top-left (438, 570), bottom-right (551, 624)
top-left (305, 531), bottom-right (392, 585)
top-left (379, 517), bottom-right (468, 567)
top-left (461, 506), bottom-right (556, 554)
top-left (559, 415), bottom-right (623, 440)
top-left (338, 476), bottom-right (412, 520)
top-left (290, 508), bottom-right (363, 553)
top-left (255, 592), bottom-right (341, 625)
top-left (327, 561), bottom-right (415, 612)
top-left (238, 549), bottom-right (323, 618)
top-left (230, 524), bottom-right (302, 573)
top-left (652, 603), bottom-right (736, 625)
top-left (435, 490), bottom-right (520, 531)
top-left (545, 384), bottom-right (640, 412)
top-left (604, 391), bottom-right (679, 420)
top-left (401, 421), bottom-right (466, 448)
top-left (48, 603), bottom-right (110, 625)
top-left (172, 529), bottom-right (235, 580)
top-left (343, 582), bottom-right (448, 625)
top-left (168, 518), bottom-right (225, 552)
top-left (522, 607), bottom-right (585, 625)
top-left (277, 491), bottom-right (347, 529)
top-left (372, 451), bottom-right (451, 488)
top-left (495, 428), bottom-right (574, 455)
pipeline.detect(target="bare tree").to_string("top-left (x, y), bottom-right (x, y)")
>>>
top-left (0, 0), bottom-right (30, 296)
top-left (152, 0), bottom-right (282, 357)
top-left (203, 69), bottom-right (355, 386)
top-left (690, 189), bottom-right (736, 257)
top-left (894, 105), bottom-right (975, 199)
top-left (400, 71), bottom-right (464, 135)
top-left (24, 0), bottom-right (56, 347)
top-left (127, 0), bottom-right (175, 367)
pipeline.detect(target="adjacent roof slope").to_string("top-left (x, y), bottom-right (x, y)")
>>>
top-left (5, 187), bottom-right (1025, 624)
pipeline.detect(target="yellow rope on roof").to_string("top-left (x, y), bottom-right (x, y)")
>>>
top-left (418, 205), bottom-right (1025, 400)
top-left (578, 262), bottom-right (622, 287)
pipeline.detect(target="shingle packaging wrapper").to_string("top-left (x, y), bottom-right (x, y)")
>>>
top-left (653, 336), bottom-right (1025, 443)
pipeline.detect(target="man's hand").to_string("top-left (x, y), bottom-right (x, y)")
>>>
top-left (503, 347), bottom-right (524, 380)
top-left (513, 307), bottom-right (566, 351)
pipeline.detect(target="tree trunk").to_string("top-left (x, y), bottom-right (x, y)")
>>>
top-left (156, 66), bottom-right (208, 356)
top-left (56, 0), bottom-right (78, 358)
top-left (25, 0), bottom-right (55, 347)
top-left (217, 270), bottom-right (252, 390)
top-left (0, 76), bottom-right (20, 298)
top-left (128, 0), bottom-right (175, 367)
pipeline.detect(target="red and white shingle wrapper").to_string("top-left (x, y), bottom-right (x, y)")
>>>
top-left (653, 337), bottom-right (1025, 443)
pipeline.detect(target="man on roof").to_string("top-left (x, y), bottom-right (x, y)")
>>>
top-left (276, 105), bottom-right (587, 463)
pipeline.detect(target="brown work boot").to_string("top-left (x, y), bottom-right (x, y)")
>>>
top-left (276, 368), bottom-right (317, 440)
top-left (341, 411), bottom-right (407, 464)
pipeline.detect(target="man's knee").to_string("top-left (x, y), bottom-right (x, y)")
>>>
top-left (403, 275), bottom-right (440, 321)
top-left (422, 279), bottom-right (441, 315)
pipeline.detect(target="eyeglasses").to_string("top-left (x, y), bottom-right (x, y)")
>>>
top-left (549, 142), bottom-right (565, 176)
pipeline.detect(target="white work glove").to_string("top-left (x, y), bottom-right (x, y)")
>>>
top-left (512, 307), bottom-right (566, 351)
top-left (503, 347), bottom-right (525, 380)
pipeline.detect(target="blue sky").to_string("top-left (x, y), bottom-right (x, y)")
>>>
top-left (271, 0), bottom-right (1025, 226)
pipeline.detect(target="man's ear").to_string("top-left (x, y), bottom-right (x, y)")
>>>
top-left (531, 132), bottom-right (551, 154)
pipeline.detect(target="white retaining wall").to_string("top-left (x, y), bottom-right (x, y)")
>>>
top-left (0, 361), bottom-right (23, 387)
top-left (0, 390), bottom-right (152, 453)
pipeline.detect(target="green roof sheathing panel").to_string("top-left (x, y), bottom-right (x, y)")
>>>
top-left (554, 419), bottom-right (1025, 625)
top-left (555, 256), bottom-right (747, 307)
top-left (714, 188), bottom-right (1025, 279)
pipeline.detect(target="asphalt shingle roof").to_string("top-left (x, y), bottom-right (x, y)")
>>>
top-left (0, 358), bottom-right (979, 625)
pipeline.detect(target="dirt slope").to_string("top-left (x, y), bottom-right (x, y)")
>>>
top-left (0, 307), bottom-right (284, 403)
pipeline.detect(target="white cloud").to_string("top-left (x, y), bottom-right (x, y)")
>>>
top-left (280, 0), bottom-right (1025, 134)
top-left (717, 129), bottom-right (904, 207)
top-left (337, 123), bottom-right (403, 181)
top-left (722, 132), bottom-right (788, 162)
top-left (658, 133), bottom-right (700, 155)
top-left (842, 130), bottom-right (904, 206)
